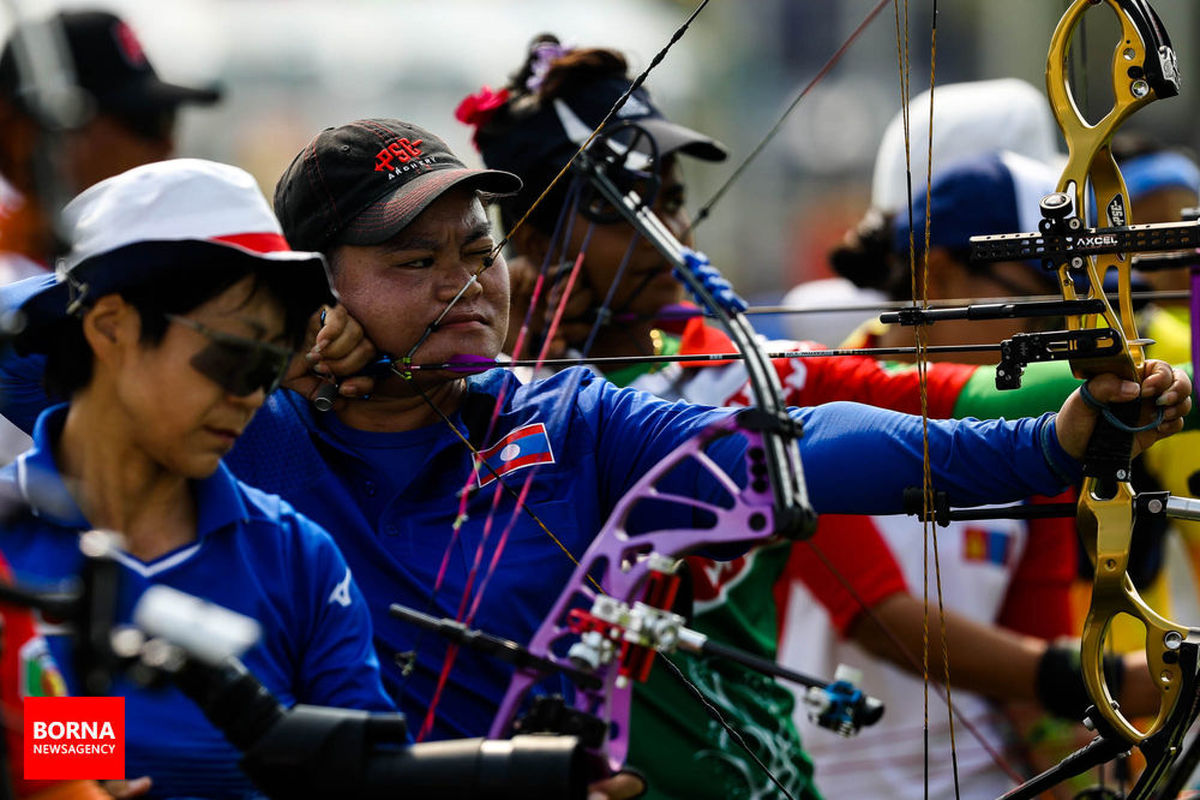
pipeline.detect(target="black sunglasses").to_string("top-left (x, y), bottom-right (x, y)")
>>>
top-left (165, 314), bottom-right (293, 397)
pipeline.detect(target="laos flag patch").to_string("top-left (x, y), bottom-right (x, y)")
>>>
top-left (475, 423), bottom-right (555, 487)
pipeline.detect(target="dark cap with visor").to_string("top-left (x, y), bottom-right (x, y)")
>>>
top-left (476, 76), bottom-right (728, 180)
top-left (274, 118), bottom-right (523, 254)
top-left (894, 150), bottom-right (1059, 255)
top-left (0, 10), bottom-right (220, 127)
top-left (472, 76), bottom-right (727, 230)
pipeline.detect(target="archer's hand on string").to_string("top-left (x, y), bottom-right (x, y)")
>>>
top-left (283, 304), bottom-right (379, 408)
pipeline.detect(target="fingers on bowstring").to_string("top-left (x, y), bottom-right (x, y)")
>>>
top-left (315, 338), bottom-right (377, 379)
top-left (310, 306), bottom-right (377, 377)
top-left (301, 305), bottom-right (327, 354)
top-left (335, 374), bottom-right (377, 399)
top-left (311, 304), bottom-right (355, 355)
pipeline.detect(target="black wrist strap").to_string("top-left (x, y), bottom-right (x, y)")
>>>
top-left (1035, 639), bottom-right (1126, 722)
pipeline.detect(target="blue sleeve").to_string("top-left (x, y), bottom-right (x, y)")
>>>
top-left (793, 403), bottom-right (1079, 514)
top-left (0, 276), bottom-right (54, 433)
top-left (581, 377), bottom-right (741, 509)
top-left (290, 513), bottom-right (399, 718)
top-left (584, 376), bottom-right (1078, 516)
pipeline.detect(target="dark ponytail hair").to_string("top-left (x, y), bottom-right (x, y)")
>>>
top-left (829, 209), bottom-right (915, 300)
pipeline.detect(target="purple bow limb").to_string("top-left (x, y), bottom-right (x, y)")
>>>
top-left (490, 414), bottom-right (777, 773)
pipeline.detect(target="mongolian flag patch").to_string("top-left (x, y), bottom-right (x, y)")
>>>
top-left (963, 526), bottom-right (1013, 567)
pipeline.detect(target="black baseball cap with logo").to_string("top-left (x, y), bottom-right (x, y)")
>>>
top-left (0, 10), bottom-right (221, 125)
top-left (274, 118), bottom-right (523, 254)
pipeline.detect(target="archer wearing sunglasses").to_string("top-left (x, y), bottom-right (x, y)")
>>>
top-left (0, 159), bottom-right (395, 798)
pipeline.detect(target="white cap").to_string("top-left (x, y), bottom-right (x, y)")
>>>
top-left (18, 158), bottom-right (329, 338)
top-left (871, 78), bottom-right (1063, 214)
top-left (59, 158), bottom-right (319, 273)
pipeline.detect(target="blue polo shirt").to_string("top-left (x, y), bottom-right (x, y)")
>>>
top-left (0, 405), bottom-right (395, 799)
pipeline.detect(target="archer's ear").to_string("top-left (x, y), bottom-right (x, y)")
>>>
top-left (81, 294), bottom-right (141, 365)
top-left (508, 224), bottom-right (552, 265)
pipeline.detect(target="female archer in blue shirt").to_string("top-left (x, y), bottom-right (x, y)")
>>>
top-left (0, 159), bottom-right (394, 798)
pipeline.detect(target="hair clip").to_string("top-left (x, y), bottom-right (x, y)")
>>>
top-left (526, 41), bottom-right (572, 92)
top-left (455, 86), bottom-right (511, 136)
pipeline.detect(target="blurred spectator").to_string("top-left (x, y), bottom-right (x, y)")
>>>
top-left (0, 8), bottom-right (220, 465)
top-left (0, 8), bottom-right (220, 280)
top-left (786, 78), bottom-right (1063, 345)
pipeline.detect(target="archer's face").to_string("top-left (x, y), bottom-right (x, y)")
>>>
top-left (564, 158), bottom-right (691, 318)
top-left (330, 187), bottom-right (510, 373)
top-left (106, 275), bottom-right (285, 477)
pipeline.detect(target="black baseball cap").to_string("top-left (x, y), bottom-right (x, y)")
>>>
top-left (0, 10), bottom-right (220, 118)
top-left (274, 118), bottom-right (523, 253)
top-left (475, 76), bottom-right (728, 185)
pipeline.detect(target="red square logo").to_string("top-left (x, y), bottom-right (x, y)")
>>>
top-left (24, 696), bottom-right (124, 780)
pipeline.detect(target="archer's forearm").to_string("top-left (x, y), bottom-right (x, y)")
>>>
top-left (847, 591), bottom-right (1043, 702)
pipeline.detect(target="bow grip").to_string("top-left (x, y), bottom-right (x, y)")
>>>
top-left (1077, 484), bottom-right (1196, 746)
top-left (1080, 396), bottom-right (1140, 481)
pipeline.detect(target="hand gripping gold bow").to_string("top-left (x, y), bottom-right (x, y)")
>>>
top-left (1045, 0), bottom-right (1198, 777)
